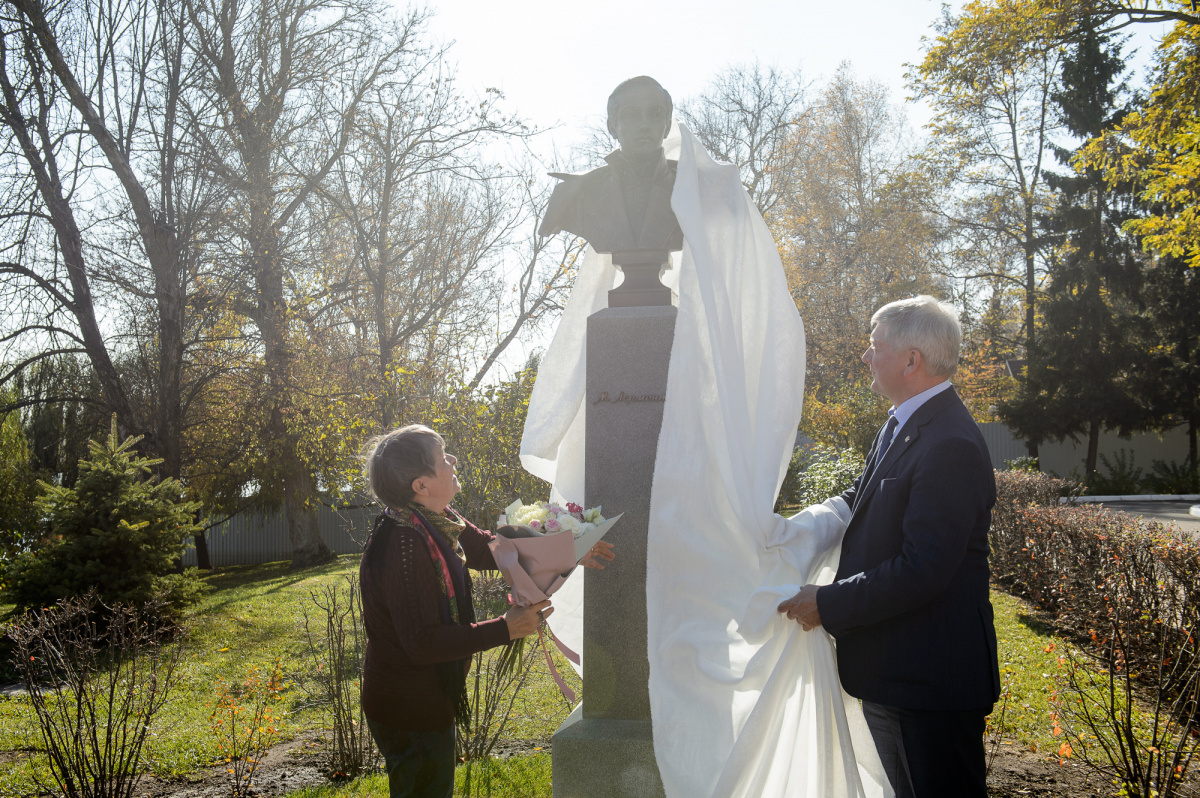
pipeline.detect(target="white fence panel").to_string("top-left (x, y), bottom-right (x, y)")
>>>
top-left (182, 504), bottom-right (379, 568)
top-left (977, 422), bottom-right (1029, 471)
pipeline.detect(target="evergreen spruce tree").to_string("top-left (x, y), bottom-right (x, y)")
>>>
top-left (1137, 251), bottom-right (1200, 475)
top-left (4, 416), bottom-right (204, 617)
top-left (1000, 28), bottom-right (1150, 485)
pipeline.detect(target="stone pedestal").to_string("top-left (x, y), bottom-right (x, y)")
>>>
top-left (551, 305), bottom-right (675, 798)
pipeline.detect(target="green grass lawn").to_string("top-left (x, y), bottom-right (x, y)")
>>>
top-left (988, 590), bottom-right (1076, 757)
top-left (288, 755), bottom-right (553, 798)
top-left (0, 555), bottom-right (575, 797)
top-left (0, 558), bottom-right (1084, 798)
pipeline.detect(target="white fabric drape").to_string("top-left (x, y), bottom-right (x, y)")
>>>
top-left (520, 124), bottom-right (890, 798)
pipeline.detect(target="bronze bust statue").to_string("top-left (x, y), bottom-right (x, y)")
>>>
top-left (540, 77), bottom-right (682, 306)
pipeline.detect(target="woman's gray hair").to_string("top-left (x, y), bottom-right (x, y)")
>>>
top-left (871, 295), bottom-right (962, 378)
top-left (361, 424), bottom-right (443, 509)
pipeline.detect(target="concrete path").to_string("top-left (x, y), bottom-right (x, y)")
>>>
top-left (1093, 500), bottom-right (1200, 535)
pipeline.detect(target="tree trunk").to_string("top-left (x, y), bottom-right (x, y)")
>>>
top-left (193, 530), bottom-right (212, 570)
top-left (1189, 416), bottom-right (1198, 468)
top-left (1085, 419), bottom-right (1101, 486)
top-left (248, 164), bottom-right (330, 569)
top-left (286, 464), bottom-right (332, 568)
top-left (1024, 204), bottom-right (1037, 355)
top-left (377, 293), bottom-right (395, 430)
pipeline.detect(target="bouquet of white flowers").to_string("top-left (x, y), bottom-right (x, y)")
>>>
top-left (502, 499), bottom-right (605, 539)
top-left (490, 500), bottom-right (618, 607)
top-left (490, 500), bottom-right (620, 703)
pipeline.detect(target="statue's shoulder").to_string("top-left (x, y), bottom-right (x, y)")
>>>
top-left (548, 163), bottom-right (618, 191)
top-left (539, 165), bottom-right (618, 237)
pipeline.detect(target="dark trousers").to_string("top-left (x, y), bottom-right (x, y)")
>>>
top-left (861, 700), bottom-right (990, 798)
top-left (365, 716), bottom-right (455, 798)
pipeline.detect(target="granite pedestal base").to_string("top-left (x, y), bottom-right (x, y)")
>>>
top-left (552, 705), bottom-right (665, 798)
top-left (550, 305), bottom-right (675, 798)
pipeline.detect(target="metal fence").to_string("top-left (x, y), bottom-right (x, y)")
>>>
top-left (182, 503), bottom-right (380, 568)
top-left (976, 422), bottom-right (1030, 471)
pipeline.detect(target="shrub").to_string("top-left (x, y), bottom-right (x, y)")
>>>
top-left (210, 659), bottom-right (287, 797)
top-left (0, 396), bottom-right (40, 563)
top-left (991, 470), bottom-right (1200, 793)
top-left (1060, 614), bottom-right (1200, 798)
top-left (1003, 455), bottom-right (1040, 472)
top-left (298, 574), bottom-right (377, 777)
top-left (3, 417), bottom-right (205, 619)
top-left (991, 471), bottom-right (1199, 676)
top-left (457, 571), bottom-right (538, 764)
top-left (776, 444), bottom-right (864, 511)
top-left (1090, 448), bottom-right (1145, 495)
top-left (1147, 457), bottom-right (1200, 494)
top-left (7, 593), bottom-right (184, 798)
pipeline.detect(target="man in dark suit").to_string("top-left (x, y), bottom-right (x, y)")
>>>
top-left (538, 76), bottom-right (683, 254)
top-left (779, 295), bottom-right (1000, 798)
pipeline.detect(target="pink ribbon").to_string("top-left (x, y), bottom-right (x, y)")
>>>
top-left (488, 532), bottom-right (584, 702)
top-left (538, 627), bottom-right (576, 704)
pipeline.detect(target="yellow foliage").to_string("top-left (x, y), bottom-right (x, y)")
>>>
top-left (1078, 9), bottom-right (1200, 267)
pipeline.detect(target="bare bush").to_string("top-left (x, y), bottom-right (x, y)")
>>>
top-left (7, 594), bottom-right (183, 798)
top-left (456, 571), bottom-right (538, 764)
top-left (209, 658), bottom-right (286, 797)
top-left (1060, 613), bottom-right (1200, 797)
top-left (299, 574), bottom-right (378, 777)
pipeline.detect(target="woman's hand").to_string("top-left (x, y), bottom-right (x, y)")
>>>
top-left (505, 599), bottom-right (552, 640)
top-left (579, 540), bottom-right (616, 570)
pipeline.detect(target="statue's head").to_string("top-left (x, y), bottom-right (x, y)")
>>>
top-left (606, 76), bottom-right (673, 158)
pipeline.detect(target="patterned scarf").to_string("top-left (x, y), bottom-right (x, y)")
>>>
top-left (394, 503), bottom-right (468, 624)
top-left (411, 503), bottom-right (468, 565)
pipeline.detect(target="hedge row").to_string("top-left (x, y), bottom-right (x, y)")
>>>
top-left (990, 471), bottom-right (1200, 681)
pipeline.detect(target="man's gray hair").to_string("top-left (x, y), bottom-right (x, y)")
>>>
top-left (871, 295), bottom-right (962, 378)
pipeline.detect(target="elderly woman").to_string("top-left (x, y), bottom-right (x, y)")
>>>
top-left (359, 424), bottom-right (612, 797)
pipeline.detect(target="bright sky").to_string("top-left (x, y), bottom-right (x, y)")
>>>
top-left (420, 0), bottom-right (1168, 150)
top-left (422, 0), bottom-right (958, 145)
top-left (414, 0), bottom-right (1168, 377)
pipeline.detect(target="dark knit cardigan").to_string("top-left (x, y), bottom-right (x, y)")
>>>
top-left (359, 510), bottom-right (510, 731)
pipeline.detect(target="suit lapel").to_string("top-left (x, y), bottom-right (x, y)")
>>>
top-left (852, 422), bottom-right (890, 513)
top-left (851, 388), bottom-right (961, 514)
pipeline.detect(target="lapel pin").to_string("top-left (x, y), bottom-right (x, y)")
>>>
top-left (904, 436), bottom-right (911, 442)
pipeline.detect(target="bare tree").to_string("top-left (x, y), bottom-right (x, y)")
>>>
top-left (465, 169), bottom-right (584, 393)
top-left (909, 3), bottom-right (1064, 359)
top-left (1, 0), bottom-right (233, 567)
top-left (178, 0), bottom-right (449, 567)
top-left (781, 66), bottom-right (944, 394)
top-left (319, 64), bottom-right (530, 428)
top-left (0, 5), bottom-right (135, 432)
top-left (677, 62), bottom-right (809, 219)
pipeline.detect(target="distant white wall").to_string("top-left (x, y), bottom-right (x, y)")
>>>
top-left (1037, 427), bottom-right (1190, 480)
top-left (977, 421), bottom-right (1191, 478)
top-left (182, 503), bottom-right (378, 568)
top-left (977, 423), bottom-right (1029, 470)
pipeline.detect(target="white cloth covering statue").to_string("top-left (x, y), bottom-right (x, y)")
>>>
top-left (520, 118), bottom-right (891, 797)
